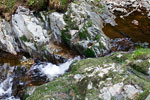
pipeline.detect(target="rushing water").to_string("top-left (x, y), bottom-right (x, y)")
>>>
top-left (0, 54), bottom-right (80, 100)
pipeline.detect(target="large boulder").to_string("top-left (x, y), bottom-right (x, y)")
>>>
top-left (26, 48), bottom-right (150, 100)
top-left (12, 6), bottom-right (73, 63)
top-left (43, 0), bottom-right (112, 57)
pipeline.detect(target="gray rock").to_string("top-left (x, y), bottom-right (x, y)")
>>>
top-left (11, 6), bottom-right (73, 63)
top-left (0, 19), bottom-right (18, 55)
top-left (49, 0), bottom-right (112, 57)
top-left (145, 94), bottom-right (150, 100)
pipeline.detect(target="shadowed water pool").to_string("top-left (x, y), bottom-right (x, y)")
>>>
top-left (103, 10), bottom-right (150, 43)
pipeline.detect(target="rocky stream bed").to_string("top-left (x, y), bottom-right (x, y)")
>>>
top-left (0, 0), bottom-right (150, 100)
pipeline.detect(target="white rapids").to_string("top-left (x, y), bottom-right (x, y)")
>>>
top-left (29, 56), bottom-right (80, 81)
top-left (0, 65), bottom-right (19, 100)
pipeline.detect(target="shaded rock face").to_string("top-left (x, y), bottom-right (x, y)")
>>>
top-left (26, 48), bottom-right (150, 100)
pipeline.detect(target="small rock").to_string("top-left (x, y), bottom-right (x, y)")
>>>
top-left (87, 82), bottom-right (93, 90)
top-left (74, 74), bottom-right (83, 80)
top-left (124, 85), bottom-right (139, 99)
top-left (145, 94), bottom-right (150, 100)
top-left (132, 20), bottom-right (139, 26)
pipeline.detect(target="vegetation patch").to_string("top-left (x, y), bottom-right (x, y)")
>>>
top-left (78, 27), bottom-right (90, 40)
top-left (85, 48), bottom-right (95, 57)
top-left (129, 61), bottom-right (149, 75)
top-left (61, 29), bottom-right (71, 45)
top-left (20, 35), bottom-right (30, 42)
top-left (27, 0), bottom-right (48, 10)
top-left (49, 0), bottom-right (72, 12)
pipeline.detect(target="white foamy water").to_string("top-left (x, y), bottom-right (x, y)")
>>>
top-left (30, 56), bottom-right (80, 81)
top-left (0, 57), bottom-right (80, 100)
top-left (0, 65), bottom-right (20, 100)
top-left (0, 75), bottom-right (19, 100)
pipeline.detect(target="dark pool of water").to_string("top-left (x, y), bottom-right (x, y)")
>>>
top-left (102, 10), bottom-right (150, 43)
top-left (0, 51), bottom-right (21, 66)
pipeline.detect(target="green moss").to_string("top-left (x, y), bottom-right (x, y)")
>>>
top-left (42, 46), bottom-right (47, 51)
top-left (124, 73), bottom-right (150, 90)
top-left (28, 0), bottom-right (47, 10)
top-left (111, 52), bottom-right (129, 63)
top-left (29, 0), bottom-right (35, 6)
top-left (78, 77), bottom-right (89, 99)
top-left (61, 0), bottom-right (68, 5)
top-left (26, 48), bottom-right (150, 100)
top-left (85, 48), bottom-right (95, 57)
top-left (0, 0), bottom-right (15, 12)
top-left (20, 35), bottom-right (30, 42)
top-left (61, 29), bottom-right (71, 45)
top-left (78, 27), bottom-right (91, 40)
top-left (99, 41), bottom-right (106, 49)
top-left (94, 34), bottom-right (101, 41)
top-left (87, 19), bottom-right (93, 27)
top-left (136, 89), bottom-right (150, 100)
top-left (5, 0), bottom-right (15, 11)
top-left (128, 48), bottom-right (150, 60)
top-left (64, 11), bottom-right (78, 30)
top-left (129, 61), bottom-right (149, 75)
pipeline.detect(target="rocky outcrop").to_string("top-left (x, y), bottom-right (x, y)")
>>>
top-left (0, 0), bottom-right (114, 62)
top-left (43, 0), bottom-right (112, 57)
top-left (11, 6), bottom-right (75, 63)
top-left (12, 6), bottom-right (50, 60)
top-left (0, 19), bottom-right (18, 55)
top-left (26, 48), bottom-right (150, 100)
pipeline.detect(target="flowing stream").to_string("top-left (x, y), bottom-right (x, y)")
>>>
top-left (0, 51), bottom-right (80, 100)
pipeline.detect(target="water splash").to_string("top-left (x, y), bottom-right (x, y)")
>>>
top-left (28, 56), bottom-right (80, 81)
top-left (0, 64), bottom-right (20, 100)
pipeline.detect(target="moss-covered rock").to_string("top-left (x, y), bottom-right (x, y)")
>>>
top-left (60, 0), bottom-right (111, 57)
top-left (26, 48), bottom-right (150, 100)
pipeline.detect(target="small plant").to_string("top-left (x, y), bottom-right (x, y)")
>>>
top-left (79, 27), bottom-right (90, 40)
top-left (61, 29), bottom-right (71, 45)
top-left (85, 48), bottom-right (95, 57)
top-left (27, 0), bottom-right (47, 10)
top-left (29, 0), bottom-right (35, 6)
top-left (20, 35), bottom-right (30, 42)
top-left (42, 46), bottom-right (47, 51)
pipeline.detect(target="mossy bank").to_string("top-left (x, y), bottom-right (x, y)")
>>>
top-left (26, 48), bottom-right (150, 100)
